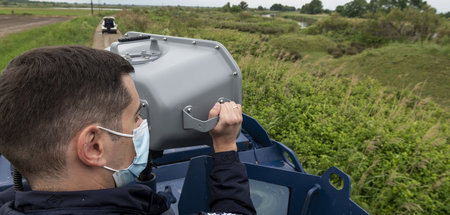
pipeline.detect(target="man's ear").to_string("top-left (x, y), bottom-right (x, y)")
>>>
top-left (76, 125), bottom-right (107, 167)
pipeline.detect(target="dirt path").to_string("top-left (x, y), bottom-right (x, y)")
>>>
top-left (91, 21), bottom-right (122, 50)
top-left (0, 15), bottom-right (70, 38)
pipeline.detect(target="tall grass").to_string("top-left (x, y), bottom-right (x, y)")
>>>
top-left (335, 43), bottom-right (450, 107)
top-left (240, 55), bottom-right (449, 214)
top-left (0, 15), bottom-right (101, 70)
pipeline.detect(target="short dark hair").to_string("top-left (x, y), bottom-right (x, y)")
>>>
top-left (0, 46), bottom-right (134, 181)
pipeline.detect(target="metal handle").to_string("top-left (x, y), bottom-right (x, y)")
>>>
top-left (182, 97), bottom-right (232, 132)
top-left (278, 143), bottom-right (305, 173)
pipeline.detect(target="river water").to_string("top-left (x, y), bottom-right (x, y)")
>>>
top-left (262, 14), bottom-right (309, 29)
top-left (297, 21), bottom-right (308, 29)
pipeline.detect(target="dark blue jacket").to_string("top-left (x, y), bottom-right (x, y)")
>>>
top-left (0, 151), bottom-right (256, 215)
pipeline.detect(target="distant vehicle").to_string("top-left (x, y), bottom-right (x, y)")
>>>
top-left (101, 16), bottom-right (117, 34)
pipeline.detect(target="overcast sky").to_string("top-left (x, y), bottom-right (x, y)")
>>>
top-left (38, 0), bottom-right (450, 13)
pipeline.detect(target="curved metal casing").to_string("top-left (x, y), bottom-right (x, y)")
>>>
top-left (108, 32), bottom-right (242, 151)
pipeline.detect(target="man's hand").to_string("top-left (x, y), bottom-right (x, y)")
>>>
top-left (208, 101), bottom-right (242, 153)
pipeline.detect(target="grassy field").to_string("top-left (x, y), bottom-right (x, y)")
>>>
top-left (336, 43), bottom-right (450, 107)
top-left (0, 7), bottom-right (116, 16)
top-left (1, 6), bottom-right (449, 215)
top-left (0, 14), bottom-right (101, 69)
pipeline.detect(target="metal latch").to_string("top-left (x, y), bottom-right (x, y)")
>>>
top-left (110, 35), bottom-right (161, 65)
top-left (182, 97), bottom-right (232, 132)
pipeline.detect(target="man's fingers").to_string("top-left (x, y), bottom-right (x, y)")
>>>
top-left (208, 102), bottom-right (221, 119)
top-left (209, 101), bottom-right (242, 153)
top-left (236, 104), bottom-right (242, 121)
top-left (219, 102), bottom-right (241, 125)
top-left (209, 101), bottom-right (242, 127)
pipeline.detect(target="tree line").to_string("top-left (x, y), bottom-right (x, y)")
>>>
top-left (266, 0), bottom-right (449, 18)
top-left (335, 0), bottom-right (430, 17)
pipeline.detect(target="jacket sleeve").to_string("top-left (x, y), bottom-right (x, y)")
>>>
top-left (0, 187), bottom-right (15, 205)
top-left (208, 151), bottom-right (256, 215)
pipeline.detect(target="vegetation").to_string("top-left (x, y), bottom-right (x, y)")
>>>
top-left (368, 0), bottom-right (427, 13)
top-left (335, 43), bottom-right (450, 107)
top-left (336, 0), bottom-right (369, 18)
top-left (238, 1), bottom-right (248, 10)
top-left (270, 3), bottom-right (296, 12)
top-left (336, 0), bottom-right (434, 18)
top-left (1, 6), bottom-right (448, 215)
top-left (222, 2), bottom-right (249, 13)
top-left (306, 7), bottom-right (445, 53)
top-left (0, 0), bottom-right (119, 9)
top-left (300, 0), bottom-right (324, 14)
top-left (0, 15), bottom-right (101, 69)
top-left (0, 7), bottom-right (97, 16)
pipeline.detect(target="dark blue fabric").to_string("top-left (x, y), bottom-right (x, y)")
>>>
top-left (0, 184), bottom-right (168, 215)
top-left (0, 187), bottom-right (15, 206)
top-left (0, 151), bottom-right (255, 215)
top-left (209, 151), bottom-right (256, 215)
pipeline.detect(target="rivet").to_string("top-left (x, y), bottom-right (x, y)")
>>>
top-left (163, 37), bottom-right (167, 41)
top-left (124, 33), bottom-right (128, 37)
top-left (192, 41), bottom-right (197, 45)
top-left (215, 45), bottom-right (219, 49)
top-left (219, 99), bottom-right (224, 104)
top-left (187, 107), bottom-right (192, 113)
top-left (233, 72), bottom-right (238, 76)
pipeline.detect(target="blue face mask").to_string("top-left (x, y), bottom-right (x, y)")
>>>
top-left (97, 119), bottom-right (150, 187)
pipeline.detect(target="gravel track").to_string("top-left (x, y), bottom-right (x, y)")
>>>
top-left (91, 21), bottom-right (122, 50)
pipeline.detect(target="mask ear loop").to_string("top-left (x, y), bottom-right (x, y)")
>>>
top-left (135, 99), bottom-right (155, 189)
top-left (98, 126), bottom-right (134, 174)
top-left (103, 166), bottom-right (119, 172)
top-left (97, 126), bottom-right (134, 138)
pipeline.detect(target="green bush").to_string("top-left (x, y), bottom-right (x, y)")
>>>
top-left (240, 55), bottom-right (449, 215)
top-left (230, 5), bottom-right (242, 13)
top-left (215, 21), bottom-right (298, 34)
top-left (434, 21), bottom-right (450, 45)
top-left (270, 33), bottom-right (336, 59)
top-left (335, 43), bottom-right (450, 107)
top-left (115, 9), bottom-right (150, 33)
top-left (309, 8), bottom-right (445, 47)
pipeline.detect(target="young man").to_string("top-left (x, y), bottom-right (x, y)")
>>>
top-left (0, 46), bottom-right (255, 215)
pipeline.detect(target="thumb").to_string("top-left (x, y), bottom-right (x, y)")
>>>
top-left (208, 102), bottom-right (221, 119)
